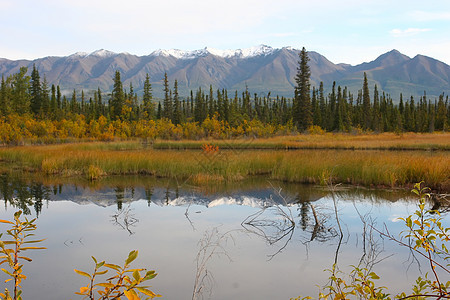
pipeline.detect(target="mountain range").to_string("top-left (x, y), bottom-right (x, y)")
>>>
top-left (1, 45), bottom-right (449, 99)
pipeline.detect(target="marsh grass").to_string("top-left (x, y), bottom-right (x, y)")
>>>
top-left (153, 132), bottom-right (450, 151)
top-left (0, 136), bottom-right (448, 191)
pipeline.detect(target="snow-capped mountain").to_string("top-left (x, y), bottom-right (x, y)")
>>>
top-left (150, 44), bottom-right (278, 59)
top-left (1, 46), bottom-right (450, 98)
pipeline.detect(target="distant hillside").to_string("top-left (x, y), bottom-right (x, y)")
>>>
top-left (1, 46), bottom-right (450, 99)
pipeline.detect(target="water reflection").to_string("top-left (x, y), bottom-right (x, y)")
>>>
top-left (0, 173), bottom-right (413, 215)
top-left (0, 172), bottom-right (438, 300)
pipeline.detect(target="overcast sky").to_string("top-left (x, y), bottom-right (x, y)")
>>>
top-left (1, 0), bottom-right (450, 65)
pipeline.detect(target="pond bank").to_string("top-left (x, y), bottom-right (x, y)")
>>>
top-left (0, 141), bottom-right (448, 192)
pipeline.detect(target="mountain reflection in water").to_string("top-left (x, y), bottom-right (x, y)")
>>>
top-left (0, 173), bottom-right (438, 300)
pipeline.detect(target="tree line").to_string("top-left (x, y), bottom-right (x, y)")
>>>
top-left (0, 49), bottom-right (449, 143)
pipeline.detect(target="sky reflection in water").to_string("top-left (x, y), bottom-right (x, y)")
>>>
top-left (0, 176), bottom-right (441, 300)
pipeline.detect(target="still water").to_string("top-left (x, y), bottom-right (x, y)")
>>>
top-left (0, 174), bottom-right (444, 299)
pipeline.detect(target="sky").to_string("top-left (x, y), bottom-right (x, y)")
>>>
top-left (1, 0), bottom-right (450, 65)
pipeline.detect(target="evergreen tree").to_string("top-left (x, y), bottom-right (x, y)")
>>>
top-left (362, 73), bottom-right (371, 130)
top-left (0, 75), bottom-right (10, 116)
top-left (11, 67), bottom-right (30, 114)
top-left (56, 85), bottom-right (62, 110)
top-left (435, 93), bottom-right (447, 131)
top-left (163, 72), bottom-right (172, 120)
top-left (81, 90), bottom-right (86, 115)
top-left (70, 90), bottom-right (77, 114)
top-left (372, 84), bottom-right (381, 131)
top-left (40, 75), bottom-right (50, 117)
top-left (294, 47), bottom-right (312, 130)
top-left (111, 71), bottom-right (125, 120)
top-left (173, 80), bottom-right (182, 124)
top-left (50, 84), bottom-right (57, 119)
top-left (30, 64), bottom-right (42, 115)
top-left (97, 87), bottom-right (103, 117)
top-left (142, 73), bottom-right (153, 119)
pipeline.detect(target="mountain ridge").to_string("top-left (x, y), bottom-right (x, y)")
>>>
top-left (1, 45), bottom-right (449, 99)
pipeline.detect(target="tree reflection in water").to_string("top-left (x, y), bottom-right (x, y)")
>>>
top-left (111, 202), bottom-right (139, 235)
top-left (0, 174), bottom-right (51, 216)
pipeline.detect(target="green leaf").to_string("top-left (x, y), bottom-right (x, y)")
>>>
top-left (144, 271), bottom-right (157, 281)
top-left (125, 250), bottom-right (138, 265)
top-left (132, 269), bottom-right (140, 282)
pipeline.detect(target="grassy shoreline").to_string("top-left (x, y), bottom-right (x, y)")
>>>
top-left (151, 133), bottom-right (450, 151)
top-left (0, 134), bottom-right (449, 192)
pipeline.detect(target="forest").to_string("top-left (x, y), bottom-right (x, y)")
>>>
top-left (0, 49), bottom-right (449, 144)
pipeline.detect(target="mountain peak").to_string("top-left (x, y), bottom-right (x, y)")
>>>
top-left (237, 44), bottom-right (275, 58)
top-left (88, 49), bottom-right (117, 57)
top-left (1, 46), bottom-right (449, 99)
top-left (374, 49), bottom-right (410, 65)
top-left (150, 45), bottom-right (277, 59)
top-left (69, 49), bottom-right (118, 59)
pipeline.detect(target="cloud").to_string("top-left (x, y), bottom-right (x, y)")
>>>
top-left (390, 28), bottom-right (431, 37)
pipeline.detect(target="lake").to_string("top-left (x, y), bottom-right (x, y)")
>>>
top-left (0, 173), bottom-right (445, 299)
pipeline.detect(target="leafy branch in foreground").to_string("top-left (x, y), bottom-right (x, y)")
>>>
top-left (0, 211), bottom-right (46, 300)
top-left (74, 250), bottom-right (160, 300)
top-left (0, 211), bottom-right (160, 300)
top-left (292, 182), bottom-right (450, 300)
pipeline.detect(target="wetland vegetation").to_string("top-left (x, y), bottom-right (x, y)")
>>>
top-left (0, 134), bottom-right (449, 192)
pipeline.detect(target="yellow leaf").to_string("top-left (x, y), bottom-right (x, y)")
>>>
top-left (0, 220), bottom-right (14, 225)
top-left (137, 287), bottom-right (160, 297)
top-left (124, 289), bottom-right (139, 300)
top-left (75, 286), bottom-right (90, 295)
top-left (74, 269), bottom-right (92, 279)
top-left (95, 282), bottom-right (115, 289)
top-left (20, 247), bottom-right (46, 251)
top-left (104, 263), bottom-right (121, 271)
top-left (18, 256), bottom-right (32, 262)
top-left (23, 239), bottom-right (46, 244)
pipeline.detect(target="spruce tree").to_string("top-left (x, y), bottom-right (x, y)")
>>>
top-left (294, 47), bottom-right (312, 131)
top-left (142, 73), bottom-right (153, 119)
top-left (362, 73), bottom-right (371, 130)
top-left (12, 67), bottom-right (30, 115)
top-left (56, 85), bottom-right (62, 110)
top-left (173, 79), bottom-right (182, 124)
top-left (30, 64), bottom-right (42, 115)
top-left (0, 75), bottom-right (9, 116)
top-left (41, 75), bottom-right (50, 117)
top-left (163, 72), bottom-right (172, 120)
top-left (50, 84), bottom-right (57, 119)
top-left (111, 70), bottom-right (125, 120)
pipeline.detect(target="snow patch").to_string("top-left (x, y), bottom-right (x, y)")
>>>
top-left (87, 49), bottom-right (117, 57)
top-left (150, 44), bottom-right (279, 59)
top-left (68, 49), bottom-right (118, 58)
top-left (69, 52), bottom-right (88, 58)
